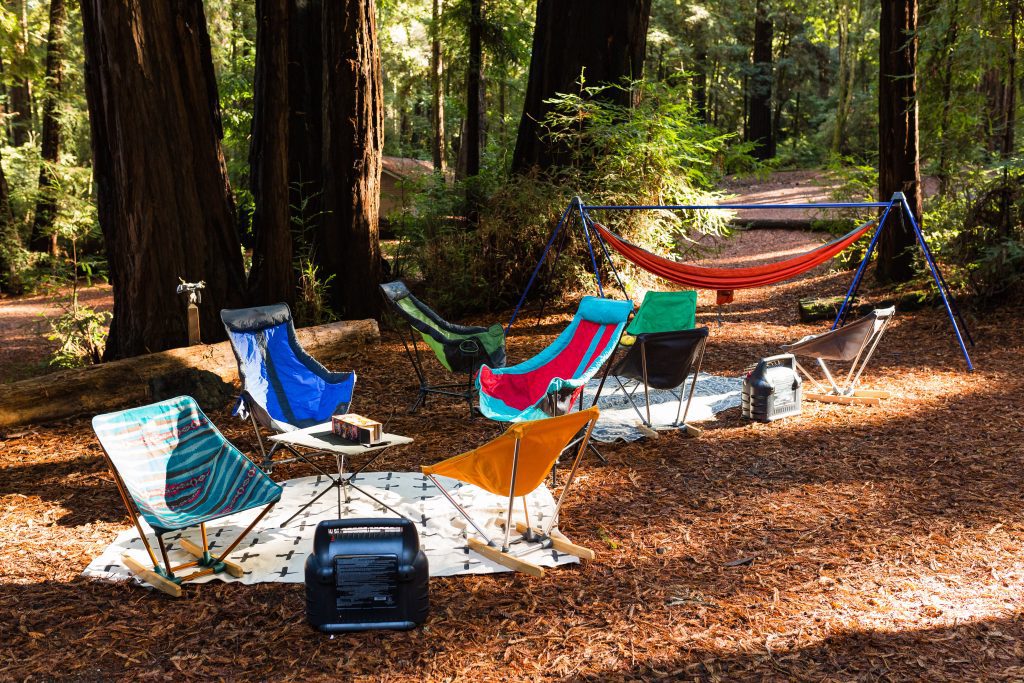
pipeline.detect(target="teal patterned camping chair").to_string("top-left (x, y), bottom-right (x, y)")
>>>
top-left (92, 396), bottom-right (282, 597)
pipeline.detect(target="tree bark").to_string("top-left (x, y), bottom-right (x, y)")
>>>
top-left (7, 0), bottom-right (33, 146)
top-left (29, 0), bottom-right (67, 256)
top-left (0, 145), bottom-right (19, 293)
top-left (80, 0), bottom-right (247, 359)
top-left (693, 48), bottom-right (709, 123)
top-left (748, 0), bottom-right (775, 160)
top-left (465, 0), bottom-right (482, 180)
top-left (286, 0), bottom-right (324, 243)
top-left (877, 0), bottom-right (921, 283)
top-left (934, 0), bottom-right (960, 192)
top-left (248, 0), bottom-right (295, 308)
top-left (1002, 0), bottom-right (1018, 158)
top-left (511, 0), bottom-right (651, 174)
top-left (319, 0), bottom-right (383, 319)
top-left (430, 0), bottom-right (447, 173)
top-left (0, 318), bottom-right (379, 431)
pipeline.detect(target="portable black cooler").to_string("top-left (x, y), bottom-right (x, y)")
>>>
top-left (305, 518), bottom-right (429, 633)
top-left (741, 354), bottom-right (802, 422)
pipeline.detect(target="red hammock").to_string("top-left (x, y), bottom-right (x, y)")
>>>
top-left (590, 219), bottom-right (877, 292)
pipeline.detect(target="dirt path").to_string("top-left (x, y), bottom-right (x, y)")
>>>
top-left (720, 169), bottom-right (939, 226)
top-left (0, 284), bottom-right (113, 384)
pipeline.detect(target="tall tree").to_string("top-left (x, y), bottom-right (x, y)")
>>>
top-left (0, 145), bottom-right (19, 293)
top-left (286, 0), bottom-right (324, 240)
top-left (80, 0), bottom-right (246, 358)
top-left (511, 0), bottom-right (652, 174)
top-left (748, 0), bottom-right (775, 159)
top-left (318, 0), bottom-right (383, 319)
top-left (877, 0), bottom-right (921, 283)
top-left (7, 0), bottom-right (32, 146)
top-left (430, 0), bottom-right (446, 173)
top-left (465, 0), bottom-right (483, 179)
top-left (1002, 0), bottom-right (1018, 158)
top-left (29, 0), bottom-right (67, 256)
top-left (248, 0), bottom-right (295, 308)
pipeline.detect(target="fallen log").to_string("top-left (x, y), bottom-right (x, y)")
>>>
top-left (0, 318), bottom-right (379, 432)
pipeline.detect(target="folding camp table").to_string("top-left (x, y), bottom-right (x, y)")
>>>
top-left (270, 424), bottom-right (413, 527)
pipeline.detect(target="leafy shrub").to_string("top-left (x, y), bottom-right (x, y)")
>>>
top-left (294, 258), bottom-right (337, 326)
top-left (393, 80), bottom-right (749, 315)
top-left (47, 299), bottom-right (111, 368)
top-left (925, 161), bottom-right (1024, 303)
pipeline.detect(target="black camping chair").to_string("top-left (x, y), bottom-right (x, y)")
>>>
top-left (592, 327), bottom-right (710, 437)
top-left (379, 280), bottom-right (506, 416)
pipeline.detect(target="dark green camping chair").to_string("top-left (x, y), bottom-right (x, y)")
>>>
top-left (380, 280), bottom-right (506, 415)
top-left (624, 290), bottom-right (697, 337)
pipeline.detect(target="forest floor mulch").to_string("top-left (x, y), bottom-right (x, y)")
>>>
top-left (2, 231), bottom-right (1023, 681)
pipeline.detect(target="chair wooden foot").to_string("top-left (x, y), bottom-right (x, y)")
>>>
top-left (512, 522), bottom-right (596, 561)
top-left (851, 389), bottom-right (890, 399)
top-left (682, 423), bottom-right (703, 438)
top-left (805, 392), bottom-right (881, 406)
top-left (179, 538), bottom-right (245, 578)
top-left (121, 553), bottom-right (182, 597)
top-left (636, 424), bottom-right (659, 439)
top-left (467, 537), bottom-right (545, 577)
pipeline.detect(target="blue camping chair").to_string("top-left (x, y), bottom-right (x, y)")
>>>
top-left (93, 396), bottom-right (282, 597)
top-left (221, 303), bottom-right (356, 471)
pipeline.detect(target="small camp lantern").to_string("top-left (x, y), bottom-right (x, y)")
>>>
top-left (305, 518), bottom-right (429, 633)
top-left (741, 354), bottom-right (802, 422)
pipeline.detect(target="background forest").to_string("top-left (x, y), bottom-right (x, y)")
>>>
top-left (0, 0), bottom-right (1021, 367)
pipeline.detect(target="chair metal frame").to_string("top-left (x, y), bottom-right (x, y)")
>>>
top-left (425, 411), bottom-right (599, 577)
top-left (592, 330), bottom-right (709, 437)
top-left (785, 308), bottom-right (895, 406)
top-left (394, 317), bottom-right (480, 416)
top-left (222, 303), bottom-right (356, 472)
top-left (380, 282), bottom-right (504, 418)
top-left (96, 435), bottom-right (278, 598)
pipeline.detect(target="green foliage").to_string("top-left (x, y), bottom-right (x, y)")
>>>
top-left (288, 182), bottom-right (336, 326)
top-left (207, 0), bottom-right (256, 230)
top-left (393, 169), bottom-right (575, 315)
top-left (824, 157), bottom-right (878, 204)
top-left (393, 80), bottom-right (749, 314)
top-left (540, 79), bottom-right (738, 252)
top-left (924, 160), bottom-right (1024, 302)
top-left (294, 259), bottom-right (337, 327)
top-left (46, 298), bottom-right (111, 368)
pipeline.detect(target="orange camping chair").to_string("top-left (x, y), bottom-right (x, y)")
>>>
top-left (422, 407), bottom-right (599, 577)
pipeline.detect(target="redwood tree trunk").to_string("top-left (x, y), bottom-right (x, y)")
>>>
top-left (248, 0), bottom-right (295, 308)
top-left (0, 145), bottom-right (19, 293)
top-left (693, 48), bottom-right (708, 123)
top-left (877, 0), bottom-right (921, 283)
top-left (748, 0), bottom-right (775, 160)
top-left (511, 0), bottom-right (651, 174)
top-left (7, 0), bottom-right (32, 147)
top-left (1002, 0), bottom-right (1018, 158)
top-left (287, 0), bottom-right (324, 242)
top-left (29, 0), bottom-right (66, 256)
top-left (80, 0), bottom-right (247, 359)
top-left (465, 0), bottom-right (482, 180)
top-left (431, 0), bottom-right (446, 173)
top-left (319, 0), bottom-right (383, 319)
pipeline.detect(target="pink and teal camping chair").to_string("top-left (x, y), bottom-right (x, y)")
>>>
top-left (92, 396), bottom-right (282, 597)
top-left (477, 296), bottom-right (633, 422)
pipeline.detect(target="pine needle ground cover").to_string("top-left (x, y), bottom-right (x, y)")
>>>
top-left (2, 231), bottom-right (1022, 681)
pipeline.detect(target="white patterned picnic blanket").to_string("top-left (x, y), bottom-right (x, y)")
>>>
top-left (82, 472), bottom-right (580, 587)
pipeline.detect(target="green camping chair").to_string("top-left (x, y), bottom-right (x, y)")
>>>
top-left (625, 290), bottom-right (698, 338)
top-left (380, 280), bottom-right (506, 416)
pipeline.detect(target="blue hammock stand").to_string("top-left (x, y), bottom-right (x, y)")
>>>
top-left (508, 193), bottom-right (974, 371)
